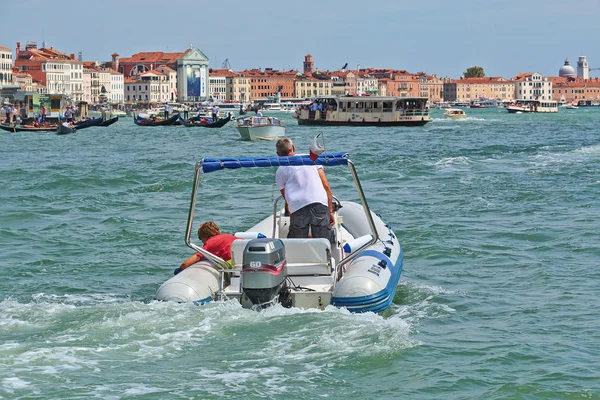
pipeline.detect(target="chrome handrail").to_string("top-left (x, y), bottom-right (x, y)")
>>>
top-left (335, 160), bottom-right (379, 275)
top-left (184, 161), bottom-right (231, 271)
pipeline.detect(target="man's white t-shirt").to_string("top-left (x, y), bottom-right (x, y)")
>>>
top-left (276, 165), bottom-right (327, 214)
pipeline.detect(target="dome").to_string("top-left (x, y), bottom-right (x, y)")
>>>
top-left (559, 58), bottom-right (576, 77)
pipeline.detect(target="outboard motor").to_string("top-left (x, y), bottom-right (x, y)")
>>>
top-left (242, 238), bottom-right (289, 308)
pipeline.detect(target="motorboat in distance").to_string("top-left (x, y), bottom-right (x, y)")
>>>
top-left (444, 108), bottom-right (467, 119)
top-left (236, 116), bottom-right (285, 141)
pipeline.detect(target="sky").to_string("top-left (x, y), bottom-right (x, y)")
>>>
top-left (2, 0), bottom-right (600, 79)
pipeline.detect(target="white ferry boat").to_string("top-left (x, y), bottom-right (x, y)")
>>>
top-left (507, 99), bottom-right (558, 113)
top-left (295, 96), bottom-right (430, 126)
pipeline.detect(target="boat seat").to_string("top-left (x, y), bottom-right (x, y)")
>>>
top-left (231, 238), bottom-right (332, 276)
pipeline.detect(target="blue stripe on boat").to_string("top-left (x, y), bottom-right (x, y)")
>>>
top-left (331, 249), bottom-right (404, 313)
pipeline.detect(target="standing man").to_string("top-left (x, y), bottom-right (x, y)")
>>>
top-left (211, 105), bottom-right (218, 121)
top-left (164, 103), bottom-right (170, 120)
top-left (64, 106), bottom-right (73, 123)
top-left (5, 103), bottom-right (12, 124)
top-left (275, 138), bottom-right (334, 243)
top-left (41, 104), bottom-right (47, 123)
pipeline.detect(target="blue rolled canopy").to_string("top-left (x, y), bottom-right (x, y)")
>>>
top-left (201, 152), bottom-right (349, 173)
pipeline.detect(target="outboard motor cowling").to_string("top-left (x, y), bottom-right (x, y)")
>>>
top-left (242, 238), bottom-right (288, 308)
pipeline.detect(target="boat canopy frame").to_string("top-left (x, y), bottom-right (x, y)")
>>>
top-left (185, 152), bottom-right (380, 276)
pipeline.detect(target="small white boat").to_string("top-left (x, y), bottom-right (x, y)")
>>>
top-left (236, 116), bottom-right (286, 141)
top-left (261, 103), bottom-right (284, 112)
top-left (156, 149), bottom-right (403, 313)
top-left (444, 108), bottom-right (467, 119)
top-left (565, 104), bottom-right (579, 109)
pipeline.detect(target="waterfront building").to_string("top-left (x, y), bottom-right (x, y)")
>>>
top-left (241, 68), bottom-right (297, 102)
top-left (116, 46), bottom-right (209, 102)
top-left (444, 77), bottom-right (515, 102)
top-left (328, 71), bottom-right (357, 96)
top-left (225, 73), bottom-right (251, 103)
top-left (0, 45), bottom-right (13, 87)
top-left (82, 71), bottom-right (91, 103)
top-left (416, 72), bottom-right (446, 103)
top-left (382, 71), bottom-right (419, 98)
top-left (155, 65), bottom-right (177, 102)
top-left (83, 63), bottom-right (100, 104)
top-left (14, 41), bottom-right (84, 102)
top-left (124, 69), bottom-right (173, 104)
top-left (98, 67), bottom-right (111, 102)
top-left (512, 72), bottom-right (552, 101)
top-left (110, 70), bottom-right (124, 105)
top-left (294, 75), bottom-right (332, 98)
top-left (549, 76), bottom-right (600, 104)
top-left (176, 47), bottom-right (209, 102)
top-left (355, 72), bottom-right (379, 96)
top-left (207, 68), bottom-right (231, 102)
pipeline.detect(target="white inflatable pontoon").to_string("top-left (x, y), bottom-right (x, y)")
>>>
top-left (156, 151), bottom-right (403, 313)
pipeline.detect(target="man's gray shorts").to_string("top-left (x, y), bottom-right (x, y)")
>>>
top-left (288, 203), bottom-right (332, 243)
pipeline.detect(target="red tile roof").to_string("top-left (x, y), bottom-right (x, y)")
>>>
top-left (0, 45), bottom-right (11, 51)
top-left (119, 50), bottom-right (189, 65)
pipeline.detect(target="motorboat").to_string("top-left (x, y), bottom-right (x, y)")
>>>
top-left (155, 150), bottom-right (403, 313)
top-left (236, 116), bottom-right (285, 141)
top-left (444, 108), bottom-right (467, 119)
top-left (565, 104), bottom-right (579, 109)
top-left (261, 103), bottom-right (284, 112)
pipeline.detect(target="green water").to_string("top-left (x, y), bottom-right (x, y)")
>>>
top-left (1, 108), bottom-right (599, 399)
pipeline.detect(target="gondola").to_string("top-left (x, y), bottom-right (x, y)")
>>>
top-left (56, 123), bottom-right (75, 135)
top-left (0, 124), bottom-right (58, 133)
top-left (100, 116), bottom-right (119, 127)
top-left (182, 115), bottom-right (232, 128)
top-left (74, 117), bottom-right (103, 129)
top-left (133, 113), bottom-right (180, 126)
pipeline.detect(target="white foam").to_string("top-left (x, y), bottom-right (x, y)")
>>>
top-left (2, 377), bottom-right (30, 393)
top-left (434, 156), bottom-right (472, 166)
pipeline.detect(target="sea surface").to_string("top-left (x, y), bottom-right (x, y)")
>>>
top-left (1, 108), bottom-right (599, 399)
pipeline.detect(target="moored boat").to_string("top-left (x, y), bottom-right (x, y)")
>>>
top-left (236, 116), bottom-right (285, 141)
top-left (155, 150), bottom-right (403, 313)
top-left (295, 96), bottom-right (430, 126)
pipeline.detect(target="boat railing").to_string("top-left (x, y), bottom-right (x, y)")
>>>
top-left (184, 163), bottom-right (232, 271)
top-left (401, 109), bottom-right (429, 117)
